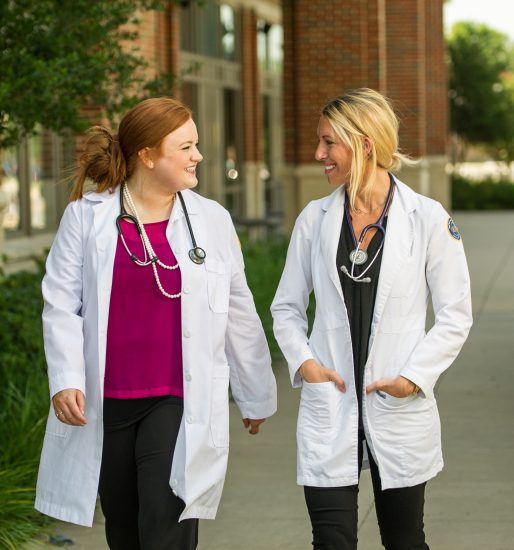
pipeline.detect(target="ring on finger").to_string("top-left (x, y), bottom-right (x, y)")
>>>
top-left (55, 410), bottom-right (64, 418)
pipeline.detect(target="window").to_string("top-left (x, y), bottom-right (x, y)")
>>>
top-left (0, 131), bottom-right (72, 236)
top-left (180, 2), bottom-right (238, 61)
top-left (257, 20), bottom-right (283, 74)
top-left (220, 4), bottom-right (236, 61)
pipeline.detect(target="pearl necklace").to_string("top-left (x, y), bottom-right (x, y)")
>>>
top-left (123, 185), bottom-right (181, 300)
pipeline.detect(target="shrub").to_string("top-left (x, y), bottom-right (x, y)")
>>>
top-left (451, 174), bottom-right (514, 209)
top-left (0, 268), bottom-right (50, 549)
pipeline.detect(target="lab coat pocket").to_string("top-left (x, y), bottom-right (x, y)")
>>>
top-left (389, 257), bottom-right (416, 298)
top-left (45, 413), bottom-right (71, 445)
top-left (316, 310), bottom-right (346, 331)
top-left (377, 392), bottom-right (417, 407)
top-left (205, 258), bottom-right (230, 313)
top-left (297, 381), bottom-right (338, 444)
top-left (210, 366), bottom-right (230, 448)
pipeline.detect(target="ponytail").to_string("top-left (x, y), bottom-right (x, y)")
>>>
top-left (70, 126), bottom-right (127, 201)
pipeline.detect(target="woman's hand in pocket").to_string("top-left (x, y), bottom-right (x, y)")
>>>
top-left (299, 359), bottom-right (346, 392)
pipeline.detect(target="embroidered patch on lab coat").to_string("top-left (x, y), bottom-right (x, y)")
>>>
top-left (447, 218), bottom-right (461, 240)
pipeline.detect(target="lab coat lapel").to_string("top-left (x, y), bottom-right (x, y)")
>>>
top-left (320, 186), bottom-right (345, 304)
top-left (91, 188), bottom-right (119, 384)
top-left (167, 189), bottom-right (202, 263)
top-left (371, 182), bottom-right (414, 329)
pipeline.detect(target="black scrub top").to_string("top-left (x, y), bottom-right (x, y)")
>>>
top-left (336, 210), bottom-right (388, 432)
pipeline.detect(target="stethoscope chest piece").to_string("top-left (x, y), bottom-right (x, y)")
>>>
top-left (349, 249), bottom-right (368, 266)
top-left (189, 246), bottom-right (206, 265)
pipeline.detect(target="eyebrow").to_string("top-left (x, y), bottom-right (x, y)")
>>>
top-left (178, 139), bottom-right (199, 147)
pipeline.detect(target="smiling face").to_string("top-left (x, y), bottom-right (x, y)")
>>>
top-left (149, 118), bottom-right (203, 192)
top-left (315, 116), bottom-right (353, 186)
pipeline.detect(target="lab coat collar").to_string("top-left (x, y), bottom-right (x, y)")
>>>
top-left (370, 176), bottom-right (416, 345)
top-left (169, 188), bottom-right (200, 226)
top-left (320, 185), bottom-right (346, 303)
top-left (319, 175), bottom-right (417, 312)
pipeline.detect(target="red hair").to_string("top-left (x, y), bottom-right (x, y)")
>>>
top-left (71, 98), bottom-right (192, 200)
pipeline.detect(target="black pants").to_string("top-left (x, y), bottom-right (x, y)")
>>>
top-left (99, 396), bottom-right (198, 550)
top-left (304, 442), bottom-right (429, 550)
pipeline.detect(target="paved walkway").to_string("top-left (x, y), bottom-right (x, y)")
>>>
top-left (31, 211), bottom-right (514, 549)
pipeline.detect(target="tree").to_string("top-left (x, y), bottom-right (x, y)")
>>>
top-left (448, 21), bottom-right (514, 162)
top-left (0, 0), bottom-right (184, 148)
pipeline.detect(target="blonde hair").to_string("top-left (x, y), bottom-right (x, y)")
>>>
top-left (71, 98), bottom-right (192, 200)
top-left (321, 88), bottom-right (413, 210)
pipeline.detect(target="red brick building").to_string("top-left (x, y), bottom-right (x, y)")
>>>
top-left (1, 0), bottom-right (448, 250)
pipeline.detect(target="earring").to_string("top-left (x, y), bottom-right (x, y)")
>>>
top-left (148, 161), bottom-right (154, 169)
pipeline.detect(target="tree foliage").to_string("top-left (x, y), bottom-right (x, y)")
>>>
top-left (0, 0), bottom-right (185, 148)
top-left (448, 21), bottom-right (514, 161)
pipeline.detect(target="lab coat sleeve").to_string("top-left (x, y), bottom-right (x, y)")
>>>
top-left (271, 204), bottom-right (315, 388)
top-left (224, 215), bottom-right (277, 420)
top-left (42, 200), bottom-right (86, 398)
top-left (400, 203), bottom-right (473, 397)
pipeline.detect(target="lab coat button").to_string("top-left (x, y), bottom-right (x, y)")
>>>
top-left (185, 373), bottom-right (192, 382)
top-left (183, 285), bottom-right (191, 294)
top-left (171, 479), bottom-right (178, 488)
top-left (186, 416), bottom-right (194, 424)
top-left (184, 330), bottom-right (191, 338)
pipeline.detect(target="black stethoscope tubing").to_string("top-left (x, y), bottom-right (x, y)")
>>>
top-left (116, 184), bottom-right (206, 265)
top-left (176, 191), bottom-right (206, 264)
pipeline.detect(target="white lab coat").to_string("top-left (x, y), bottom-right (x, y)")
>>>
top-left (35, 186), bottom-right (277, 526)
top-left (271, 177), bottom-right (472, 490)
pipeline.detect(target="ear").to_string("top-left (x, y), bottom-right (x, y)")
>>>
top-left (138, 148), bottom-right (155, 169)
top-left (363, 137), bottom-right (373, 156)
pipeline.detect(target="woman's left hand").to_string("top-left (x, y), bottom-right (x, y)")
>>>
top-left (366, 376), bottom-right (417, 397)
top-left (242, 418), bottom-right (265, 435)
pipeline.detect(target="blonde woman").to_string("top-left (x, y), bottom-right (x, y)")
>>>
top-left (271, 88), bottom-right (472, 549)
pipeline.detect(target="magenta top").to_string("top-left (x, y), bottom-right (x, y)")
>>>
top-left (104, 219), bottom-right (183, 399)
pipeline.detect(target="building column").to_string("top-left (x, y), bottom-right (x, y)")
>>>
top-left (241, 7), bottom-right (266, 236)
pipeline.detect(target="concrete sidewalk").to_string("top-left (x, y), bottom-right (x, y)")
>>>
top-left (32, 211), bottom-right (514, 549)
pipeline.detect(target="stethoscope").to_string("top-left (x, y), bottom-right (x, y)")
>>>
top-left (340, 176), bottom-right (395, 284)
top-left (115, 183), bottom-right (206, 266)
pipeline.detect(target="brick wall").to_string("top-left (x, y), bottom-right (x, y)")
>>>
top-left (283, 0), bottom-right (448, 163)
top-left (424, 0), bottom-right (447, 155)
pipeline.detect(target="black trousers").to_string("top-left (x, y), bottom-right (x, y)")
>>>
top-left (98, 396), bottom-right (198, 550)
top-left (304, 442), bottom-right (429, 550)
